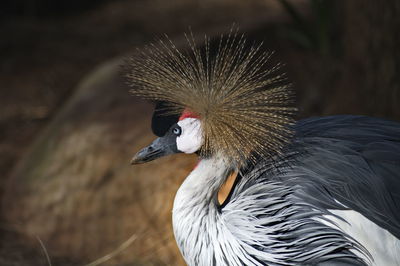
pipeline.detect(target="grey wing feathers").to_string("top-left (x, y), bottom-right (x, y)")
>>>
top-left (220, 115), bottom-right (399, 265)
top-left (291, 115), bottom-right (400, 238)
top-left (225, 166), bottom-right (369, 265)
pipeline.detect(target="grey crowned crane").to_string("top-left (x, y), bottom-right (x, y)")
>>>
top-left (126, 33), bottom-right (400, 266)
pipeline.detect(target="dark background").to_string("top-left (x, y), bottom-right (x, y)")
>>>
top-left (1, 0), bottom-right (399, 265)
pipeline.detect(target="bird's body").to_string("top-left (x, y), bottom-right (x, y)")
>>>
top-left (173, 115), bottom-right (400, 265)
top-left (127, 32), bottom-right (400, 265)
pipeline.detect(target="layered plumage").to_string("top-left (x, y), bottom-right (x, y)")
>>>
top-left (128, 32), bottom-right (400, 266)
top-left (172, 115), bottom-right (400, 265)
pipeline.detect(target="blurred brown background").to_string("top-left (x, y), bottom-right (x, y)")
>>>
top-left (0, 0), bottom-right (399, 265)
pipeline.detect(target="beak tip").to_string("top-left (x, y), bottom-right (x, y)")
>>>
top-left (130, 156), bottom-right (140, 165)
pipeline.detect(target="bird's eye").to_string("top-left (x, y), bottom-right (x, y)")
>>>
top-left (173, 126), bottom-right (181, 136)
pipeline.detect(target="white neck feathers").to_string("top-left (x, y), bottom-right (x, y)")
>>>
top-left (172, 156), bottom-right (230, 265)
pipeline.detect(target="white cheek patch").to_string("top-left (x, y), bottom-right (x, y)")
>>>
top-left (176, 118), bottom-right (203, 154)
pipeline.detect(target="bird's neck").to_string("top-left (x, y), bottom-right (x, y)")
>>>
top-left (173, 155), bottom-right (231, 212)
top-left (172, 155), bottom-right (231, 263)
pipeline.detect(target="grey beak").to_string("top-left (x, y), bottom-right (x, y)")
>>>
top-left (130, 143), bottom-right (164, 164)
top-left (130, 135), bottom-right (180, 165)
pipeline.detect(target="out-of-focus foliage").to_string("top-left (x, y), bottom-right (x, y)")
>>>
top-left (1, 0), bottom-right (109, 18)
top-left (278, 0), bottom-right (339, 56)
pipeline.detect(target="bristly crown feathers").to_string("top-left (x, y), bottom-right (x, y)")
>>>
top-left (126, 30), bottom-right (297, 167)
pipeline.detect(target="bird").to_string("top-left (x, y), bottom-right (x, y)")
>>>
top-left (126, 31), bottom-right (400, 266)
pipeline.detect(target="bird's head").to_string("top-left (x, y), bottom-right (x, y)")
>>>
top-left (131, 109), bottom-right (203, 164)
top-left (127, 31), bottom-right (297, 167)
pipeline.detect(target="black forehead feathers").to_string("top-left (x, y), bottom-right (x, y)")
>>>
top-left (151, 101), bottom-right (180, 137)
